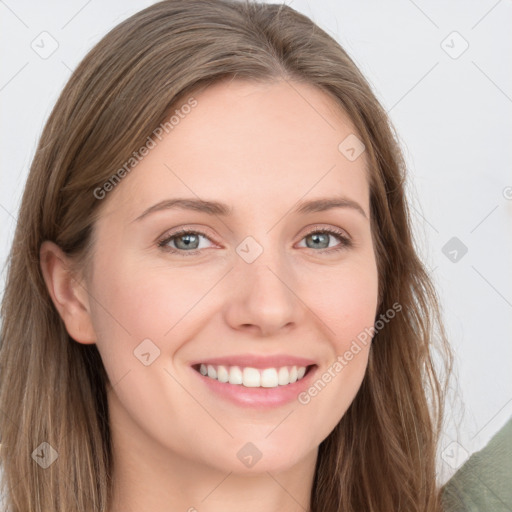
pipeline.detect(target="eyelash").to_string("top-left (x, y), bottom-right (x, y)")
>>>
top-left (157, 226), bottom-right (353, 257)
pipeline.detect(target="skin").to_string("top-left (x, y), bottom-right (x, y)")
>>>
top-left (40, 79), bottom-right (379, 512)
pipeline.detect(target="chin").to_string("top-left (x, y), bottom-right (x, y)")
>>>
top-left (213, 438), bottom-right (314, 475)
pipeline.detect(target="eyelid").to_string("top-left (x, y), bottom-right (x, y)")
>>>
top-left (156, 226), bottom-right (220, 253)
top-left (297, 223), bottom-right (351, 241)
top-left (157, 224), bottom-right (219, 242)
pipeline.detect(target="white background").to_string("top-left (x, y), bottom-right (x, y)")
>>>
top-left (1, 0), bottom-right (511, 485)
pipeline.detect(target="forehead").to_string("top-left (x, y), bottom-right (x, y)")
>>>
top-left (103, 79), bottom-right (369, 219)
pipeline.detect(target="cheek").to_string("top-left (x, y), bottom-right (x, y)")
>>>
top-left (88, 253), bottom-right (200, 337)
top-left (332, 277), bottom-right (378, 351)
top-left (86, 252), bottom-right (223, 380)
top-left (295, 268), bottom-right (378, 441)
top-left (305, 253), bottom-right (379, 348)
top-left (306, 255), bottom-right (377, 380)
top-left (292, 252), bottom-right (378, 402)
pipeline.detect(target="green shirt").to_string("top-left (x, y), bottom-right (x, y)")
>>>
top-left (442, 416), bottom-right (512, 511)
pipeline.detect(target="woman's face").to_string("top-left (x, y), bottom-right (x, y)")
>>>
top-left (83, 79), bottom-right (378, 474)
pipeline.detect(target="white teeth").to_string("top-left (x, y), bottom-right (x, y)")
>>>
top-left (261, 368), bottom-right (278, 388)
top-left (242, 367), bottom-right (260, 387)
top-left (196, 363), bottom-right (309, 387)
top-left (289, 366), bottom-right (298, 383)
top-left (229, 366), bottom-right (243, 385)
top-left (278, 366), bottom-right (289, 385)
top-left (229, 366), bottom-right (244, 385)
top-left (207, 364), bottom-right (217, 379)
top-left (217, 365), bottom-right (229, 383)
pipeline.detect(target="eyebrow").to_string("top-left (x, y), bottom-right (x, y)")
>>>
top-left (132, 195), bottom-right (368, 223)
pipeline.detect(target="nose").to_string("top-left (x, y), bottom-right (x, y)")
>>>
top-left (222, 248), bottom-right (302, 337)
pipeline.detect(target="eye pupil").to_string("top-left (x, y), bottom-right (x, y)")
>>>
top-left (176, 233), bottom-right (199, 249)
top-left (307, 232), bottom-right (329, 249)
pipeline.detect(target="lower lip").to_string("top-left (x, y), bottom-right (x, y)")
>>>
top-left (191, 365), bottom-right (318, 408)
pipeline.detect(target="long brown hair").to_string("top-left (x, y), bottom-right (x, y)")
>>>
top-left (0, 1), bottom-right (453, 510)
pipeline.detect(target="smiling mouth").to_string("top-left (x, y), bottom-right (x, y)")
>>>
top-left (192, 363), bottom-right (316, 388)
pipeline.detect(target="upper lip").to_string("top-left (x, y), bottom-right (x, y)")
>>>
top-left (190, 354), bottom-right (317, 369)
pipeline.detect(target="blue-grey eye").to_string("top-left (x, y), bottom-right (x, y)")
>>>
top-left (305, 232), bottom-right (330, 249)
top-left (174, 233), bottom-right (200, 250)
top-left (158, 230), bottom-right (213, 253)
top-left (298, 229), bottom-right (351, 252)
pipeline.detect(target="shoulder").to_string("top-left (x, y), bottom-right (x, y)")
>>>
top-left (441, 416), bottom-right (512, 511)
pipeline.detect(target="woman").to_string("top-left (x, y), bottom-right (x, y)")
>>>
top-left (0, 1), bottom-right (452, 511)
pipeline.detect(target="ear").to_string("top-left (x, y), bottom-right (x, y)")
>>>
top-left (39, 240), bottom-right (96, 344)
